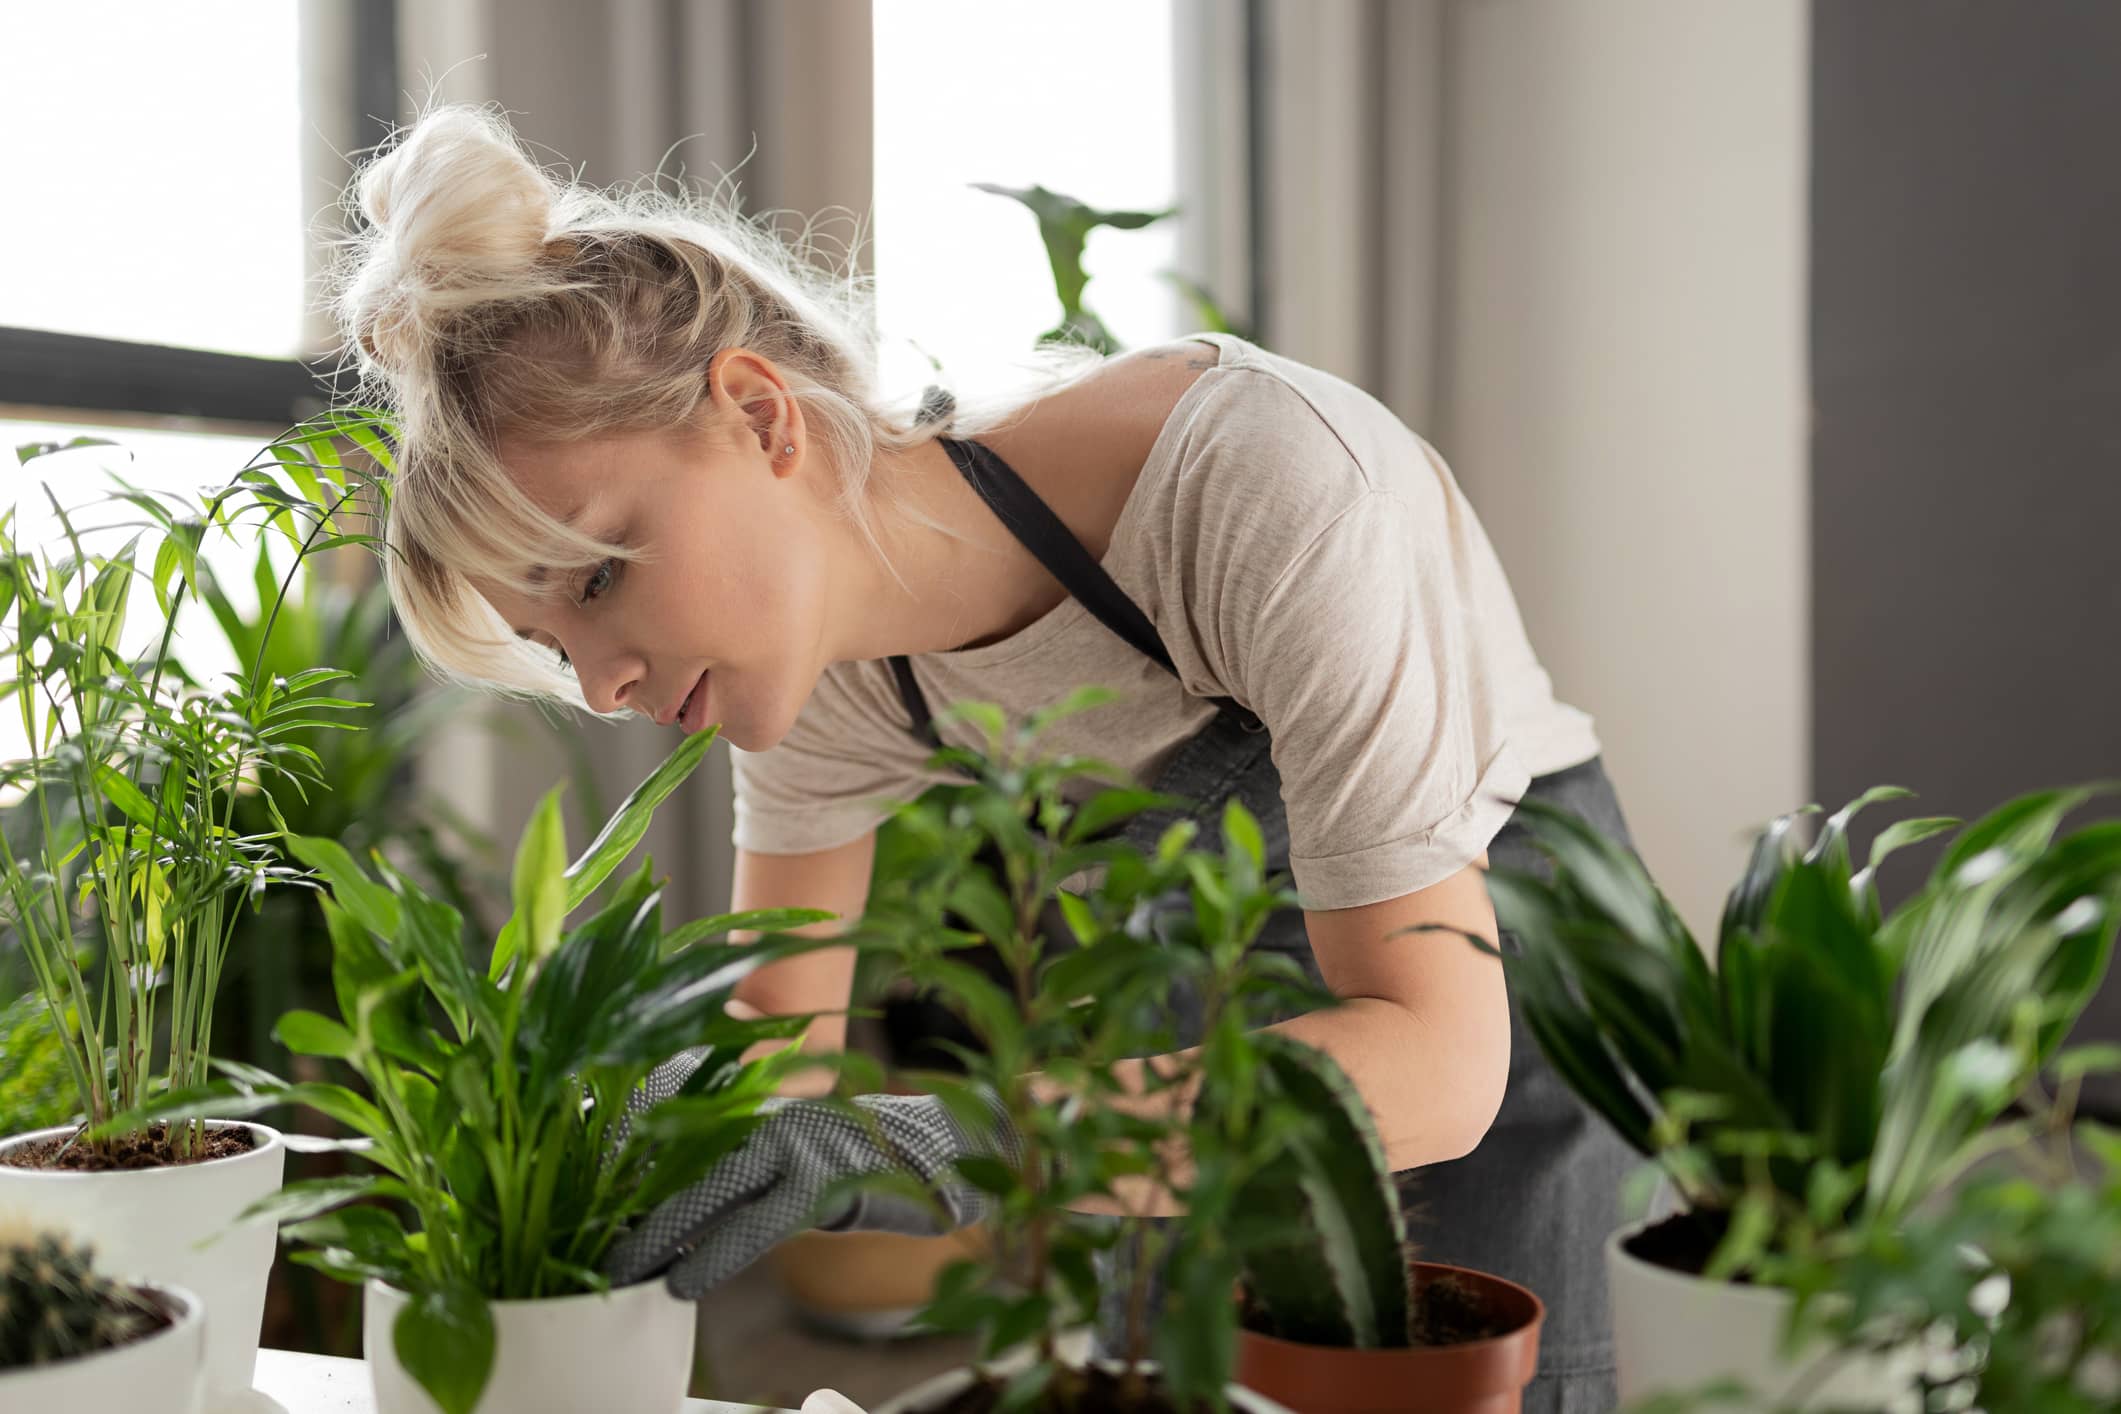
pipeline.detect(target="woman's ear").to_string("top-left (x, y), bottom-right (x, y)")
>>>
top-left (709, 347), bottom-right (800, 465)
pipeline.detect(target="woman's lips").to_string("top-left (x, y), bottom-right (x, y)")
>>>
top-left (677, 669), bottom-right (710, 733)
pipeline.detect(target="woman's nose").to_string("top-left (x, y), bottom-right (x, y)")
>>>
top-left (579, 653), bottom-right (646, 716)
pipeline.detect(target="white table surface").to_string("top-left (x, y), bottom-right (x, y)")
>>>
top-left (242, 1349), bottom-right (789, 1414)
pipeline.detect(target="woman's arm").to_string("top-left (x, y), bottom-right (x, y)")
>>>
top-left (1035, 857), bottom-right (1510, 1215)
top-left (723, 834), bottom-right (876, 1098)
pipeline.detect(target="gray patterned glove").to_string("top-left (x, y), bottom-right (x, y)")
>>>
top-left (602, 1053), bottom-right (1020, 1299)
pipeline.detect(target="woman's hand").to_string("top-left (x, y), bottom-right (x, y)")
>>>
top-left (602, 1054), bottom-right (1020, 1298)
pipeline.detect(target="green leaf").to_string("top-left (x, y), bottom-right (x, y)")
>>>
top-left (1224, 798), bottom-right (1265, 872)
top-left (2055, 1043), bottom-right (2121, 1083)
top-left (394, 1283), bottom-right (495, 1414)
top-left (497, 784), bottom-right (568, 977)
top-left (1065, 786), bottom-right (1179, 845)
top-left (560, 727), bottom-right (717, 907)
top-left (239, 1175), bottom-right (411, 1227)
top-left (274, 1009), bottom-right (356, 1060)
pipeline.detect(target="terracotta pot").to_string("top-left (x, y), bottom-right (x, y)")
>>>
top-left (767, 1224), bottom-right (990, 1338)
top-left (0, 1120), bottom-right (284, 1404)
top-left (1235, 1261), bottom-right (1544, 1414)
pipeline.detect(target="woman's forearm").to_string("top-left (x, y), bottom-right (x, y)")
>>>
top-left (726, 995), bottom-right (844, 1098)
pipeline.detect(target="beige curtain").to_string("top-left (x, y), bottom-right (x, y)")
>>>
top-left (398, 0), bottom-right (873, 921)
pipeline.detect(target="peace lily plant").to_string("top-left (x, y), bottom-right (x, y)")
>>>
top-left (0, 411), bottom-right (395, 1400)
top-left (126, 726), bottom-right (838, 1414)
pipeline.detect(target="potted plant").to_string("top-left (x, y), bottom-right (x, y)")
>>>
top-left (820, 692), bottom-right (1405, 1413)
top-left (1770, 1049), bottom-right (2121, 1413)
top-left (129, 726), bottom-right (839, 1414)
top-left (0, 1220), bottom-right (208, 1414)
top-left (1217, 1031), bottom-right (1546, 1414)
top-left (1462, 784), bottom-right (2121, 1407)
top-left (0, 415), bottom-right (384, 1400)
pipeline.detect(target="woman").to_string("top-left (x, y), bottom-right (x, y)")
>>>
top-left (340, 103), bottom-right (1639, 1411)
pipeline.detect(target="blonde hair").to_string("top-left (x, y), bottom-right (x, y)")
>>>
top-left (324, 100), bottom-right (1107, 700)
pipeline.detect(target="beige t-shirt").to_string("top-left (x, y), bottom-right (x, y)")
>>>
top-left (729, 332), bottom-right (1601, 910)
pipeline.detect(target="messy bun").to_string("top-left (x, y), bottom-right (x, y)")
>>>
top-left (322, 100), bottom-right (1102, 702)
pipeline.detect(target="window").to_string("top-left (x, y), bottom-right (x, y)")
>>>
top-left (1, 4), bottom-right (307, 361)
top-left (871, 0), bottom-right (1182, 396)
top-left (0, 3), bottom-right (392, 427)
top-left (1, 417), bottom-right (285, 766)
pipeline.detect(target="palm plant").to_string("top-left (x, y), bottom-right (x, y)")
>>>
top-left (0, 419), bottom-right (385, 1162)
top-left (1463, 784), bottom-right (2121, 1278)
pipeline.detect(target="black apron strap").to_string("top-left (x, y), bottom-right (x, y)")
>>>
top-left (886, 436), bottom-right (1265, 745)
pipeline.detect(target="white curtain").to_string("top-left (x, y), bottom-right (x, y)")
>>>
top-left (398, 0), bottom-right (873, 922)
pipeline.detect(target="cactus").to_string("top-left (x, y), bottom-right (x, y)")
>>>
top-left (1235, 1032), bottom-right (1414, 1348)
top-left (0, 1225), bottom-right (163, 1370)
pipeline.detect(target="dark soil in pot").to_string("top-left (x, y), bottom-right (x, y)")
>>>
top-left (919, 1365), bottom-right (1220, 1414)
top-left (1618, 1208), bottom-right (1739, 1282)
top-left (1237, 1267), bottom-right (1515, 1347)
top-left (1, 1121), bottom-right (256, 1172)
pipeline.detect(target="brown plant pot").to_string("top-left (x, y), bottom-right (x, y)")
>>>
top-left (1235, 1261), bottom-right (1544, 1414)
top-left (767, 1223), bottom-right (991, 1338)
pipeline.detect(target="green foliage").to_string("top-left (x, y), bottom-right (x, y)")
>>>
top-left (1469, 783), bottom-right (2121, 1281)
top-left (972, 182), bottom-right (1256, 353)
top-left (0, 411), bottom-right (389, 1159)
top-left (0, 990), bottom-right (75, 1136)
top-left (1223, 1032), bottom-right (1410, 1348)
top-left (0, 1226), bottom-right (163, 1370)
top-left (92, 729), bottom-right (833, 1414)
top-left (844, 693), bottom-right (1347, 1408)
top-left (1760, 1051), bottom-right (2121, 1414)
top-left (187, 538), bottom-right (503, 1082)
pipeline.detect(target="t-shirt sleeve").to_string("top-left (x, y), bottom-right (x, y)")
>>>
top-left (727, 666), bottom-right (938, 856)
top-left (1208, 474), bottom-right (1530, 910)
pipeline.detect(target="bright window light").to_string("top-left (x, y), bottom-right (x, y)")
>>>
top-left (0, 4), bottom-right (307, 359)
top-left (1, 418), bottom-right (289, 767)
top-left (871, 0), bottom-right (1180, 398)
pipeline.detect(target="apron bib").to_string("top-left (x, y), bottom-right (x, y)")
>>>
top-left (887, 436), bottom-right (1634, 1411)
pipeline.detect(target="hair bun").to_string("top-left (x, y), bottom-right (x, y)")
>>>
top-left (335, 103), bottom-right (559, 375)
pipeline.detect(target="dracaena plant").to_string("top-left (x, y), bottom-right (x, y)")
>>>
top-left (103, 727), bottom-right (832, 1414)
top-left (838, 690), bottom-right (1346, 1410)
top-left (1460, 783), bottom-right (2121, 1281)
top-left (0, 415), bottom-right (387, 1160)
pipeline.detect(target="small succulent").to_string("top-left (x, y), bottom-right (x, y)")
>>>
top-left (0, 1224), bottom-right (163, 1370)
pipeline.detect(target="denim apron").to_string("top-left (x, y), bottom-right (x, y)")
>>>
top-left (890, 435), bottom-right (1635, 1412)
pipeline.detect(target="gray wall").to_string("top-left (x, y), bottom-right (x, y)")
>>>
top-left (1811, 1), bottom-right (2121, 1113)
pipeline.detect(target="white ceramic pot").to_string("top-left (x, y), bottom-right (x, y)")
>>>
top-left (0, 1120), bottom-right (283, 1404)
top-left (873, 1361), bottom-right (1295, 1414)
top-left (1607, 1221), bottom-right (1921, 1411)
top-left (0, 1281), bottom-right (207, 1414)
top-left (364, 1276), bottom-right (697, 1414)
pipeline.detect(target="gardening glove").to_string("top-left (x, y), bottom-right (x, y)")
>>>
top-left (602, 1049), bottom-right (1020, 1299)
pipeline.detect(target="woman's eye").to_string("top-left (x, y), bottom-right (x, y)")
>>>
top-left (554, 644), bottom-right (573, 672)
top-left (579, 557), bottom-right (618, 603)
